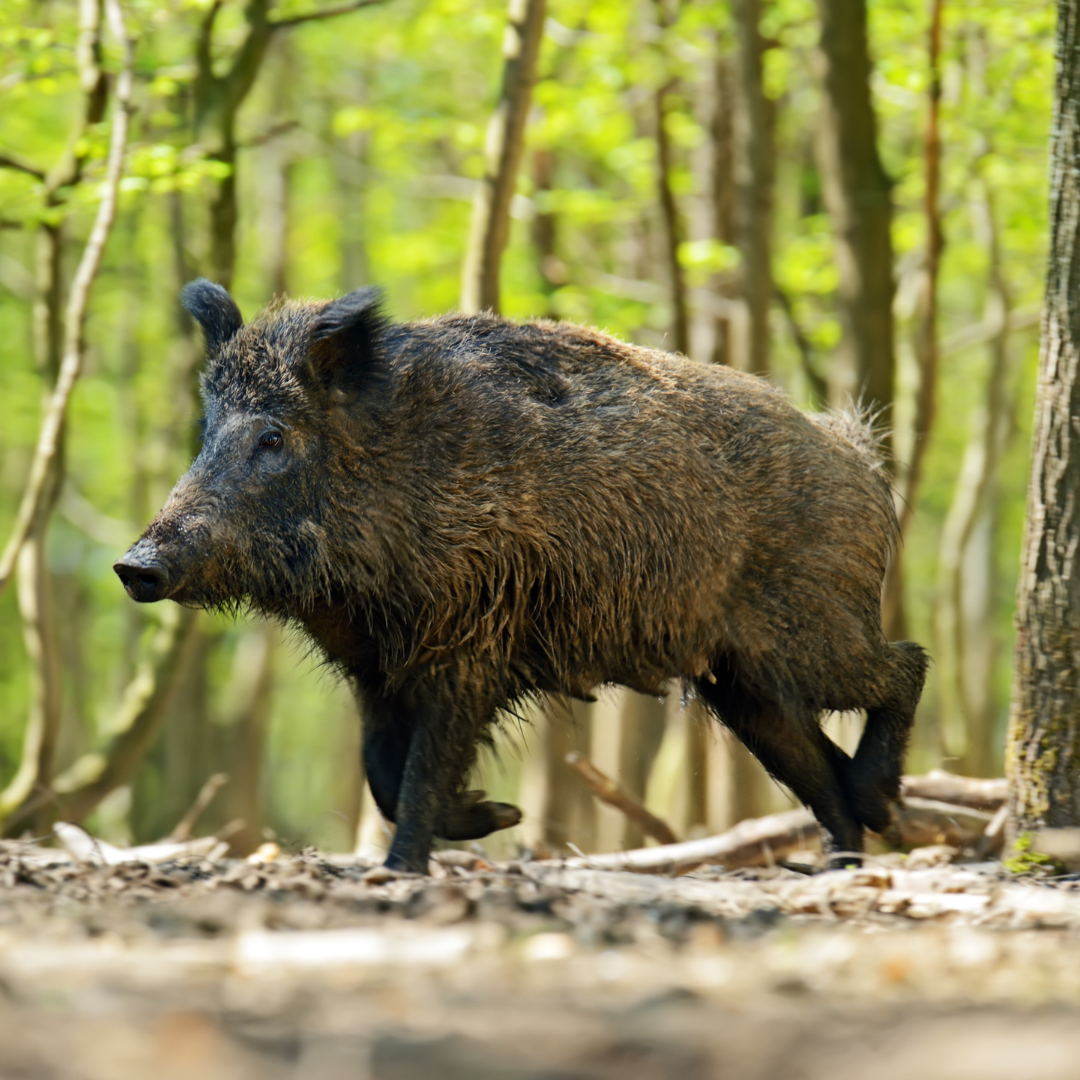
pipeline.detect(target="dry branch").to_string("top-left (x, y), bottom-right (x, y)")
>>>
top-left (270, 0), bottom-right (390, 29)
top-left (900, 771), bottom-right (1006, 811)
top-left (565, 752), bottom-right (678, 846)
top-left (565, 807), bottom-right (818, 875)
top-left (898, 796), bottom-right (995, 851)
top-left (0, 153), bottom-right (45, 180)
top-left (564, 786), bottom-right (1004, 875)
top-left (169, 772), bottom-right (229, 842)
top-left (0, 0), bottom-right (134, 603)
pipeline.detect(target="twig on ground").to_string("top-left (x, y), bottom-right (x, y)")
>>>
top-left (565, 808), bottom-right (818, 875)
top-left (563, 788), bottom-right (1003, 876)
top-left (565, 752), bottom-right (678, 846)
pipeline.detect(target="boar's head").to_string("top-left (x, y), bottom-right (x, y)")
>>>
top-left (114, 279), bottom-right (386, 613)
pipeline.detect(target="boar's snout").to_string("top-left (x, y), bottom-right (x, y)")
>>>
top-left (114, 547), bottom-right (169, 603)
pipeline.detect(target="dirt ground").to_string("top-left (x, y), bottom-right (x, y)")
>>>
top-left (0, 843), bottom-right (1079, 1079)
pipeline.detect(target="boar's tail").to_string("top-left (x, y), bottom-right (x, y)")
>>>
top-left (807, 400), bottom-right (889, 476)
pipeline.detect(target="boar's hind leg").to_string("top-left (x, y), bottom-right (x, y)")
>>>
top-left (696, 670), bottom-right (864, 866)
top-left (840, 641), bottom-right (930, 840)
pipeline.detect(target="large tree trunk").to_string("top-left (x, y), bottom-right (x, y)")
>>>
top-left (1007, 0), bottom-right (1080, 837)
top-left (731, 0), bottom-right (774, 376)
top-left (460, 0), bottom-right (546, 314)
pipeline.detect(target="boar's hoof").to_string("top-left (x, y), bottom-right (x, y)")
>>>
top-left (438, 791), bottom-right (523, 841)
top-left (824, 847), bottom-right (864, 871)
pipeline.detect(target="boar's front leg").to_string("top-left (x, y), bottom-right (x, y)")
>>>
top-left (364, 696), bottom-right (521, 845)
top-left (365, 691), bottom-right (518, 872)
top-left (382, 689), bottom-right (483, 873)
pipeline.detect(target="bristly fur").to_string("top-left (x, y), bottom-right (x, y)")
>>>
top-left (122, 284), bottom-right (928, 871)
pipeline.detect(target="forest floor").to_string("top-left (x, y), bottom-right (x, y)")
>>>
top-left (0, 843), bottom-right (1079, 1079)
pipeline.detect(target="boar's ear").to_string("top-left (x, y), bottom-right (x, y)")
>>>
top-left (180, 279), bottom-right (244, 352)
top-left (307, 286), bottom-right (388, 399)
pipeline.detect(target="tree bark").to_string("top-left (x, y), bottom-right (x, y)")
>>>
top-left (653, 66), bottom-right (690, 353)
top-left (731, 0), bottom-right (774, 376)
top-left (813, 0), bottom-right (895, 427)
top-left (460, 0), bottom-right (546, 314)
top-left (1007, 0), bottom-right (1080, 837)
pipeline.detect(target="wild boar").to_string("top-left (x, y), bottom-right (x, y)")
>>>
top-left (115, 280), bottom-right (928, 872)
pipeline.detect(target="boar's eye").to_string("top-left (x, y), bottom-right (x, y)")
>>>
top-left (257, 429), bottom-right (283, 450)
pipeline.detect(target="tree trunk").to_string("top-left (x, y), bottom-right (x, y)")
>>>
top-left (708, 55), bottom-right (736, 366)
top-left (219, 627), bottom-right (275, 855)
top-left (653, 70), bottom-right (690, 355)
top-left (934, 178), bottom-right (1013, 777)
top-left (1007, 0), bottom-right (1080, 837)
top-left (0, 0), bottom-right (111, 825)
top-left (731, 0), bottom-right (774, 376)
top-left (888, 0), bottom-right (946, 642)
top-left (2, 225), bottom-right (66, 832)
top-left (814, 0), bottom-right (899, 637)
top-left (460, 0), bottom-right (546, 314)
top-left (531, 148), bottom-right (565, 314)
top-left (616, 691), bottom-right (668, 850)
top-left (813, 0), bottom-right (895, 425)
top-left (536, 699), bottom-right (596, 853)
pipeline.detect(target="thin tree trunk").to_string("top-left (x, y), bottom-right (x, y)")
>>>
top-left (654, 72), bottom-right (690, 355)
top-left (0, 0), bottom-right (133, 831)
top-left (813, 0), bottom-right (896, 425)
top-left (538, 699), bottom-right (595, 852)
top-left (1007, 0), bottom-right (1080, 837)
top-left (709, 55), bottom-right (736, 366)
top-left (531, 148), bottom-right (565, 315)
top-left (616, 692), bottom-right (668, 850)
top-left (7, 225), bottom-right (66, 833)
top-left (934, 177), bottom-right (1013, 776)
top-left (895, 0), bottom-right (946, 543)
top-left (731, 0), bottom-right (774, 375)
top-left (814, 0), bottom-right (900, 636)
top-left (460, 0), bottom-right (546, 314)
top-left (220, 627), bottom-right (275, 855)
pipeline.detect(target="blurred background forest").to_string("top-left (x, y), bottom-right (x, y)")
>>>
top-left (0, 0), bottom-right (1054, 858)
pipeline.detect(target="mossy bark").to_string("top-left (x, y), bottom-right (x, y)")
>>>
top-left (1007, 0), bottom-right (1080, 836)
